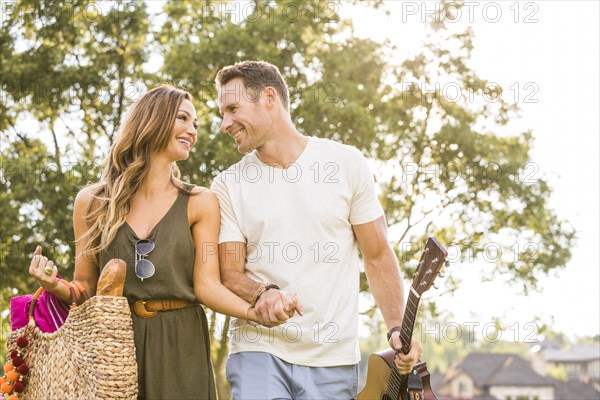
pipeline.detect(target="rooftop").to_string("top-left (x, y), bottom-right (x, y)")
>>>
top-left (450, 353), bottom-right (553, 387)
top-left (543, 344), bottom-right (600, 363)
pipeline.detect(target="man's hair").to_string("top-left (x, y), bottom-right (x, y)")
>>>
top-left (215, 60), bottom-right (290, 110)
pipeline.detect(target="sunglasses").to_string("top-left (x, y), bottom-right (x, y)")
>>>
top-left (135, 239), bottom-right (155, 281)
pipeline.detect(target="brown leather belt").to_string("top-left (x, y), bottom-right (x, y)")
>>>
top-left (130, 299), bottom-right (197, 318)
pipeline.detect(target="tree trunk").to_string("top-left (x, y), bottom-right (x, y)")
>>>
top-left (214, 315), bottom-right (231, 399)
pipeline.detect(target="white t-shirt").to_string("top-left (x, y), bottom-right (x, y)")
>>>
top-left (211, 136), bottom-right (384, 367)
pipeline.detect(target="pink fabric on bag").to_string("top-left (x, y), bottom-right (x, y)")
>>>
top-left (10, 281), bottom-right (70, 333)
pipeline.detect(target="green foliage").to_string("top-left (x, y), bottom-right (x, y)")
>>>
top-left (0, 138), bottom-right (91, 289)
top-left (575, 335), bottom-right (600, 345)
top-left (378, 18), bottom-right (576, 293)
top-left (1, 0), bottom-right (153, 287)
top-left (545, 364), bottom-right (568, 381)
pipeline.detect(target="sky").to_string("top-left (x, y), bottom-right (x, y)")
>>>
top-left (342, 1), bottom-right (599, 342)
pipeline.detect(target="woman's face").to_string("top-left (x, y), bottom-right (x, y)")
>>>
top-left (162, 99), bottom-right (198, 161)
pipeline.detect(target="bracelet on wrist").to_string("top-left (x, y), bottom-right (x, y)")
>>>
top-left (251, 283), bottom-right (280, 306)
top-left (244, 305), bottom-right (259, 326)
top-left (387, 326), bottom-right (402, 341)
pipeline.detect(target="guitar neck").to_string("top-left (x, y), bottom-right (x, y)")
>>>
top-left (384, 290), bottom-right (420, 400)
top-left (360, 237), bottom-right (447, 400)
top-left (400, 290), bottom-right (420, 354)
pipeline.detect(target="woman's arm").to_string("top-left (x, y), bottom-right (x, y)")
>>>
top-left (71, 186), bottom-right (101, 299)
top-left (189, 188), bottom-right (258, 322)
top-left (29, 186), bottom-right (100, 304)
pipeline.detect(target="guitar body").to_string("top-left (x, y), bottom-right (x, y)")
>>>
top-left (358, 349), bottom-right (439, 400)
top-left (358, 351), bottom-right (394, 400)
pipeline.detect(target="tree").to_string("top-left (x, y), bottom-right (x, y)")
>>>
top-left (1, 1), bottom-right (574, 393)
top-left (1, 0), bottom-right (152, 356)
top-left (1, 0), bottom-right (152, 279)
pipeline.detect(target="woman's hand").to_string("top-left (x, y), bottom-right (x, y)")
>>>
top-left (279, 291), bottom-right (304, 319)
top-left (246, 306), bottom-right (259, 324)
top-left (253, 290), bottom-right (304, 327)
top-left (28, 245), bottom-right (59, 292)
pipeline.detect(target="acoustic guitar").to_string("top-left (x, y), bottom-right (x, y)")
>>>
top-left (358, 237), bottom-right (448, 400)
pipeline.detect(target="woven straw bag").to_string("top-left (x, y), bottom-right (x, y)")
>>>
top-left (4, 261), bottom-right (138, 399)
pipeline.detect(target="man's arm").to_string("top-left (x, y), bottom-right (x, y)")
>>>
top-left (218, 241), bottom-right (258, 303)
top-left (353, 216), bottom-right (404, 328)
top-left (219, 241), bottom-right (303, 326)
top-left (353, 215), bottom-right (422, 374)
top-left (212, 174), bottom-right (302, 326)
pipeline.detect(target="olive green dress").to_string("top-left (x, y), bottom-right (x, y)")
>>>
top-left (99, 186), bottom-right (216, 400)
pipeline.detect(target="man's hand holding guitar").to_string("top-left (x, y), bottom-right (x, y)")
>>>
top-left (390, 334), bottom-right (423, 375)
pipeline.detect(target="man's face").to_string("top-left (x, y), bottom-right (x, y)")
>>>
top-left (218, 78), bottom-right (270, 154)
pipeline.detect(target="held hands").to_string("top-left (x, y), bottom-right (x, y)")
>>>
top-left (389, 332), bottom-right (423, 375)
top-left (254, 289), bottom-right (304, 327)
top-left (28, 245), bottom-right (59, 292)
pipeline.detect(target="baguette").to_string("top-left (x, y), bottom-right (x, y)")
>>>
top-left (96, 258), bottom-right (127, 296)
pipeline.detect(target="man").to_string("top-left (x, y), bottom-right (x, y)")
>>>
top-left (211, 60), bottom-right (422, 399)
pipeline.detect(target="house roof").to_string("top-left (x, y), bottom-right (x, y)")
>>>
top-left (487, 356), bottom-right (554, 386)
top-left (543, 344), bottom-right (600, 363)
top-left (429, 371), bottom-right (444, 392)
top-left (535, 338), bottom-right (566, 351)
top-left (551, 379), bottom-right (600, 400)
top-left (454, 352), bottom-right (553, 387)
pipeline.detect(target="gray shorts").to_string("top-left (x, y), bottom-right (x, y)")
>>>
top-left (226, 351), bottom-right (358, 400)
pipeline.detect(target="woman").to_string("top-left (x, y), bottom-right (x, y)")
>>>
top-left (28, 84), bottom-right (259, 399)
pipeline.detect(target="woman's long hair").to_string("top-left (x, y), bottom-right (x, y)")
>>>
top-left (81, 84), bottom-right (194, 259)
